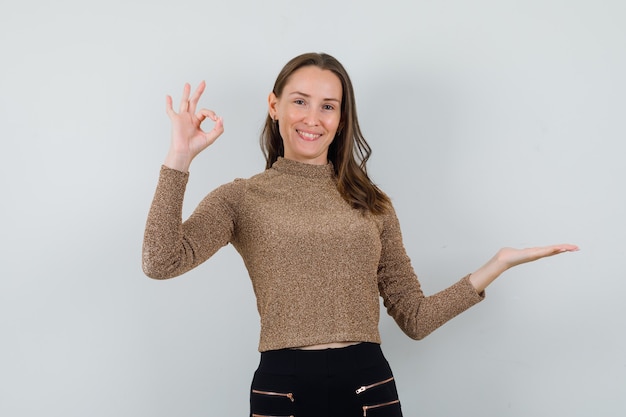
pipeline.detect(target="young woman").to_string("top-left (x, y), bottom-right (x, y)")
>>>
top-left (143, 52), bottom-right (578, 417)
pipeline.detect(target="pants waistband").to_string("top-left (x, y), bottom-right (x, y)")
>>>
top-left (257, 342), bottom-right (386, 376)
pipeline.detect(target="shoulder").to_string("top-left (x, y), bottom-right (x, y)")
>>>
top-left (371, 200), bottom-right (403, 236)
top-left (206, 168), bottom-right (274, 201)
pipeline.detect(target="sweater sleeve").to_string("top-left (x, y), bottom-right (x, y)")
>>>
top-left (142, 166), bottom-right (242, 279)
top-left (377, 206), bottom-right (485, 340)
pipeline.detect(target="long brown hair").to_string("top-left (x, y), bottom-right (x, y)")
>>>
top-left (260, 52), bottom-right (391, 215)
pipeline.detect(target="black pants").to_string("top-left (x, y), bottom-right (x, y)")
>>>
top-left (249, 342), bottom-right (403, 417)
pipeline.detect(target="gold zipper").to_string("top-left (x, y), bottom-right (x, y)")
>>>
top-left (355, 376), bottom-right (394, 394)
top-left (251, 389), bottom-right (295, 402)
top-left (362, 399), bottom-right (400, 416)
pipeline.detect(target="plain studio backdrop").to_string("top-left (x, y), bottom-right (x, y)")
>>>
top-left (1, 0), bottom-right (624, 416)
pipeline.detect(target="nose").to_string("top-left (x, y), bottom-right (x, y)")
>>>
top-left (303, 108), bottom-right (320, 126)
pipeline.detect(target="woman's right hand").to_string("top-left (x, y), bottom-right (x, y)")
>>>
top-left (163, 81), bottom-right (224, 172)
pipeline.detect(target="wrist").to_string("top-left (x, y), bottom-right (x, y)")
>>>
top-left (490, 251), bottom-right (512, 274)
top-left (469, 256), bottom-right (508, 293)
top-left (164, 150), bottom-right (192, 173)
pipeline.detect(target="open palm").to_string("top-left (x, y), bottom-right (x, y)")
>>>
top-left (496, 244), bottom-right (579, 269)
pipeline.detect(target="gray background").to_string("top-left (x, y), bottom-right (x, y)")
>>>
top-left (1, 0), bottom-right (624, 416)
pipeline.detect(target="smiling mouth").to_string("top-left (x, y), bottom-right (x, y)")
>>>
top-left (297, 130), bottom-right (322, 141)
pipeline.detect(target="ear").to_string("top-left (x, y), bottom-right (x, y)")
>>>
top-left (268, 92), bottom-right (278, 119)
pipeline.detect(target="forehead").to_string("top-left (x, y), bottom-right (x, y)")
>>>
top-left (283, 66), bottom-right (342, 100)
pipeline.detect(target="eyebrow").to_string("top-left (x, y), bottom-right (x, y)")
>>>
top-left (288, 91), bottom-right (341, 103)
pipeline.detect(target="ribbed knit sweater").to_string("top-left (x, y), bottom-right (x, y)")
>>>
top-left (143, 157), bottom-right (484, 352)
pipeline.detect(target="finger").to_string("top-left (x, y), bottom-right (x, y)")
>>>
top-left (203, 116), bottom-right (225, 146)
top-left (196, 109), bottom-right (219, 124)
top-left (552, 244), bottom-right (579, 254)
top-left (179, 83), bottom-right (191, 112)
top-left (165, 95), bottom-right (175, 118)
top-left (195, 108), bottom-right (218, 122)
top-left (535, 244), bottom-right (579, 259)
top-left (188, 81), bottom-right (206, 115)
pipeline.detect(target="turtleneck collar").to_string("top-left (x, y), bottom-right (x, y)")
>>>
top-left (271, 157), bottom-right (335, 179)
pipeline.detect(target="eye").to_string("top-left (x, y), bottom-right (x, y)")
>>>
top-left (322, 104), bottom-right (335, 111)
top-left (294, 99), bottom-right (306, 105)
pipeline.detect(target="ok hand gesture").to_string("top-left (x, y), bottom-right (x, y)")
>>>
top-left (164, 81), bottom-right (224, 172)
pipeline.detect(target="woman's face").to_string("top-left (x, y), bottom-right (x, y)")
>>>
top-left (269, 66), bottom-right (342, 165)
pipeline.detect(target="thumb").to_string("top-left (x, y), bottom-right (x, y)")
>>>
top-left (203, 115), bottom-right (225, 146)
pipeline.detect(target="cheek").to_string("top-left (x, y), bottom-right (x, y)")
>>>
top-left (278, 123), bottom-right (290, 141)
top-left (281, 109), bottom-right (301, 127)
top-left (326, 115), bottom-right (341, 132)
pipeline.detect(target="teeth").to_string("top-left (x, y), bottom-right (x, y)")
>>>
top-left (298, 130), bottom-right (320, 139)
